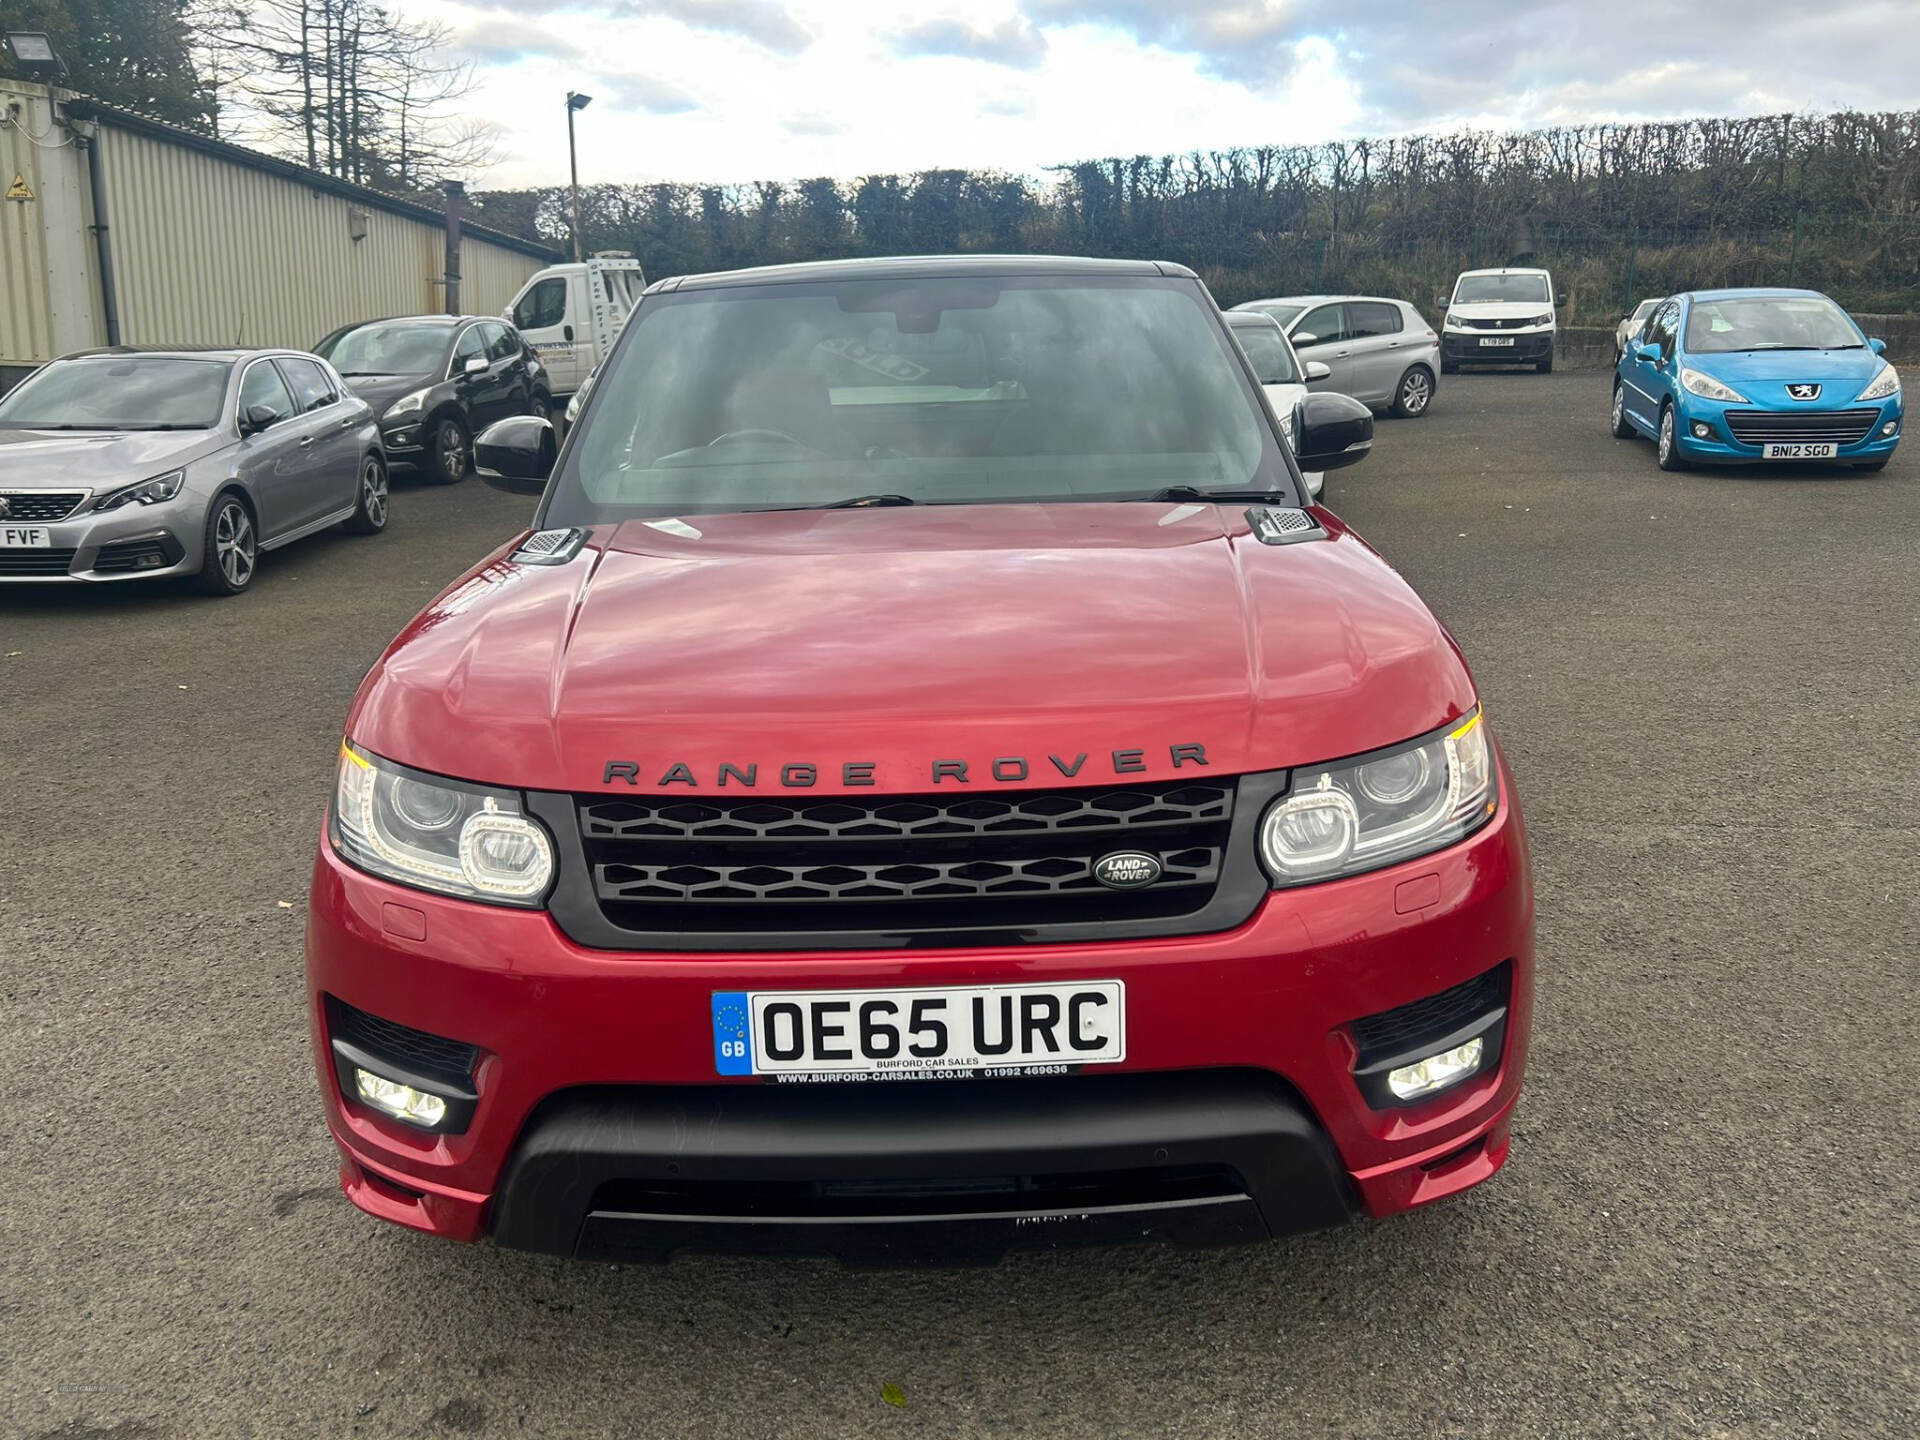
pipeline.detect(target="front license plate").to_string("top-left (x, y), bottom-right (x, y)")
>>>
top-left (712, 981), bottom-right (1125, 1081)
top-left (0, 526), bottom-right (51, 548)
top-left (1478, 337), bottom-right (1516, 347)
top-left (1763, 442), bottom-right (1837, 459)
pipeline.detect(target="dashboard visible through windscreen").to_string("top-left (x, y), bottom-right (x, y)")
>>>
top-left (549, 274), bottom-right (1294, 523)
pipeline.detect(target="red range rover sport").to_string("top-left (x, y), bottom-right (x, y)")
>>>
top-left (306, 256), bottom-right (1534, 1263)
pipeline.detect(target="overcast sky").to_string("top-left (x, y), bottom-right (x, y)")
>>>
top-left (413, 0), bottom-right (1920, 189)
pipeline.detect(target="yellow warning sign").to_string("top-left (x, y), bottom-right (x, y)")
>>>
top-left (4, 173), bottom-right (32, 202)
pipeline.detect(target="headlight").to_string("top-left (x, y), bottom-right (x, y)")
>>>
top-left (1856, 365), bottom-right (1902, 403)
top-left (1530, 312), bottom-right (1553, 327)
top-left (90, 469), bottom-right (184, 512)
top-left (1679, 368), bottom-right (1748, 404)
top-left (564, 389), bottom-right (584, 424)
top-left (332, 743), bottom-right (553, 905)
top-left (384, 389), bottom-right (430, 420)
top-left (1445, 313), bottom-right (1472, 331)
top-left (1259, 710), bottom-right (1495, 886)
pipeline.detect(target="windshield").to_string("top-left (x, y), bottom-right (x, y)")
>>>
top-left (317, 322), bottom-right (453, 376)
top-left (549, 275), bottom-right (1290, 523)
top-left (0, 357), bottom-right (229, 430)
top-left (1453, 274), bottom-right (1551, 304)
top-left (1241, 301), bottom-right (1306, 328)
top-left (1684, 295), bottom-right (1862, 353)
top-left (1228, 320), bottom-right (1302, 385)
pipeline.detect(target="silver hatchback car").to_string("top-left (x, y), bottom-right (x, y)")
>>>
top-left (1231, 296), bottom-right (1440, 418)
top-left (0, 348), bottom-right (386, 595)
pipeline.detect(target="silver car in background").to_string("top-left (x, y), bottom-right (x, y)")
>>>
top-left (1615, 297), bottom-right (1664, 361)
top-left (0, 348), bottom-right (387, 595)
top-left (1231, 296), bottom-right (1440, 418)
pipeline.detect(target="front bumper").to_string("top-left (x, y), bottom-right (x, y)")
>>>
top-left (306, 752), bottom-right (1534, 1261)
top-left (1443, 331), bottom-right (1553, 364)
top-left (1673, 395), bottom-right (1903, 464)
top-left (0, 499), bottom-right (197, 583)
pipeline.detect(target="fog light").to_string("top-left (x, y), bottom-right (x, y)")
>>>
top-left (1691, 420), bottom-right (1712, 439)
top-left (1386, 1036), bottom-right (1485, 1100)
top-left (1882, 421), bottom-right (1898, 436)
top-left (353, 1067), bottom-right (448, 1127)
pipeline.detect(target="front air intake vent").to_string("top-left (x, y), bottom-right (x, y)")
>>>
top-left (1244, 506), bottom-right (1327, 545)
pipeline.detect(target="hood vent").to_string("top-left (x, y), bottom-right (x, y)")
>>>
top-left (1244, 507), bottom-right (1327, 546)
top-left (512, 528), bottom-right (589, 565)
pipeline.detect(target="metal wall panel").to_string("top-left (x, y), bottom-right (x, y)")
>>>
top-left (96, 123), bottom-right (545, 350)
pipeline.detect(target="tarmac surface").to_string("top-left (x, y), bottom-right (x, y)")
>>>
top-left (1, 370), bottom-right (1915, 1438)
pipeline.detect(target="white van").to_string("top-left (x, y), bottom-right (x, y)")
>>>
top-left (1437, 267), bottom-right (1563, 374)
top-left (504, 254), bottom-right (646, 400)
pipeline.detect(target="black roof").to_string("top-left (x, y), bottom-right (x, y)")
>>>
top-left (654, 254), bottom-right (1197, 294)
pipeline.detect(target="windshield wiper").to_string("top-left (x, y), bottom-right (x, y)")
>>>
top-left (815, 493), bottom-right (918, 509)
top-left (1142, 485), bottom-right (1287, 503)
top-left (336, 370), bottom-right (394, 377)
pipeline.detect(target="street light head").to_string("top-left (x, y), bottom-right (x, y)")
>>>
top-left (4, 31), bottom-right (66, 79)
top-left (567, 92), bottom-right (593, 111)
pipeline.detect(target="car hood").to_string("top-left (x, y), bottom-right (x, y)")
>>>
top-left (348, 504), bottom-right (1477, 794)
top-left (0, 427), bottom-right (229, 487)
top-left (341, 374), bottom-right (433, 411)
top-left (1447, 300), bottom-right (1554, 323)
top-left (1685, 347), bottom-right (1889, 404)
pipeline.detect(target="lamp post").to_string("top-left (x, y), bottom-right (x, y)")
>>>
top-left (566, 91), bottom-right (592, 263)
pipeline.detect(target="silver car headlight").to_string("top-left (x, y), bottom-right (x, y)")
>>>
top-left (332, 743), bottom-right (554, 905)
top-left (1680, 367), bottom-right (1749, 404)
top-left (1856, 365), bottom-right (1901, 403)
top-left (384, 389), bottom-right (430, 420)
top-left (90, 469), bottom-right (185, 512)
top-left (1259, 710), bottom-right (1495, 886)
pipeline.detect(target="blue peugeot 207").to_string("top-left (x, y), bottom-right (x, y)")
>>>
top-left (1612, 287), bottom-right (1902, 472)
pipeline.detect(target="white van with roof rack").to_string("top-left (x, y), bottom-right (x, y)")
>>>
top-left (503, 253), bottom-right (646, 401)
top-left (1437, 267), bottom-right (1565, 374)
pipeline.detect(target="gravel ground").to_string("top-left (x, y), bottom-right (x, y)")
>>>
top-left (1, 371), bottom-right (1914, 1439)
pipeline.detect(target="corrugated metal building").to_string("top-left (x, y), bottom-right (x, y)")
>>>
top-left (1, 80), bottom-right (559, 390)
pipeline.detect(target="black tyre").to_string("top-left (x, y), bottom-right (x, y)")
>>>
top-left (343, 453), bottom-right (389, 535)
top-left (529, 390), bottom-right (553, 423)
top-left (1609, 381), bottom-right (1635, 439)
top-left (1390, 365), bottom-right (1435, 418)
top-left (426, 413), bottom-right (470, 485)
top-left (1656, 403), bottom-right (1687, 471)
top-left (196, 491), bottom-right (257, 596)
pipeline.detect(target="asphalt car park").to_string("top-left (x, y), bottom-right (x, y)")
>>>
top-left (1, 371), bottom-right (1913, 1437)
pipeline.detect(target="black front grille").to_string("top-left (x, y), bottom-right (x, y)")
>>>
top-left (0, 548), bottom-right (77, 577)
top-left (327, 997), bottom-right (479, 1089)
top-left (1724, 408), bottom-right (1878, 445)
top-left (0, 490), bottom-right (85, 521)
top-left (577, 781), bottom-right (1236, 938)
top-left (1351, 962), bottom-right (1510, 1066)
top-left (1461, 316), bottom-right (1540, 330)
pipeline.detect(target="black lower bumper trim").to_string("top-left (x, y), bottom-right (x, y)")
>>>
top-left (1444, 334), bottom-right (1553, 362)
top-left (491, 1070), bottom-right (1357, 1265)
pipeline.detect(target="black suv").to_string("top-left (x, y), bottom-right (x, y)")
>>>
top-left (314, 316), bottom-right (551, 484)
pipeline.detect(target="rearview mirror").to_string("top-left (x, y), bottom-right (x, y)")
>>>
top-left (1868, 337), bottom-right (1887, 355)
top-left (242, 403), bottom-right (280, 434)
top-left (1293, 393), bottom-right (1373, 473)
top-left (1303, 360), bottom-right (1332, 382)
top-left (475, 415), bottom-right (556, 494)
top-left (463, 355), bottom-right (489, 377)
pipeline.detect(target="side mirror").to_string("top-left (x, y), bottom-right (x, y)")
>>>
top-left (1868, 337), bottom-right (1887, 355)
top-left (1555, 292), bottom-right (1569, 308)
top-left (474, 415), bottom-right (556, 494)
top-left (1434, 291), bottom-right (1450, 310)
top-left (1293, 392), bottom-right (1373, 473)
top-left (1292, 331), bottom-right (1319, 347)
top-left (242, 403), bottom-right (280, 434)
top-left (463, 355), bottom-right (489, 378)
top-left (1303, 360), bottom-right (1332, 382)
